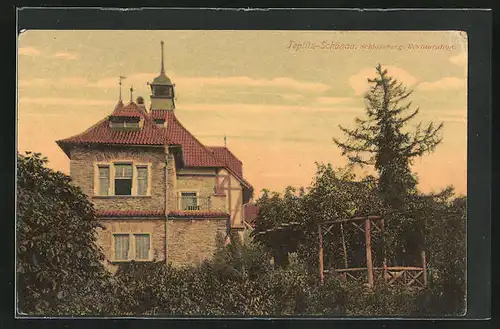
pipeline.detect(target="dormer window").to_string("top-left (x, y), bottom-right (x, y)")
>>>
top-left (109, 116), bottom-right (141, 129)
top-left (109, 121), bottom-right (140, 128)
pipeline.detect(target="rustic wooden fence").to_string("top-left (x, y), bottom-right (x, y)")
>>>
top-left (318, 215), bottom-right (427, 289)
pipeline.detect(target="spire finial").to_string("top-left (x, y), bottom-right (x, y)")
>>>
top-left (160, 41), bottom-right (165, 75)
top-left (119, 76), bottom-right (127, 101)
top-left (224, 135), bottom-right (227, 148)
top-left (130, 85), bottom-right (134, 103)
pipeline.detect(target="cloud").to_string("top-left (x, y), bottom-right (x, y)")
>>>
top-left (88, 73), bottom-right (330, 93)
top-left (449, 52), bottom-right (467, 75)
top-left (59, 77), bottom-right (88, 85)
top-left (54, 52), bottom-right (78, 60)
top-left (87, 73), bottom-right (156, 89)
top-left (348, 66), bottom-right (417, 95)
top-left (420, 109), bottom-right (466, 124)
top-left (18, 47), bottom-right (40, 56)
top-left (281, 93), bottom-right (305, 101)
top-left (449, 53), bottom-right (467, 67)
top-left (18, 48), bottom-right (79, 60)
top-left (18, 97), bottom-right (115, 106)
top-left (178, 76), bottom-right (330, 93)
top-left (179, 102), bottom-right (364, 114)
top-left (23, 71), bottom-right (330, 97)
top-left (18, 77), bottom-right (89, 88)
top-left (418, 77), bottom-right (466, 91)
top-left (316, 97), bottom-right (353, 105)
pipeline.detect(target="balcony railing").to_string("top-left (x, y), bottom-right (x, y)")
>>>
top-left (176, 196), bottom-right (213, 212)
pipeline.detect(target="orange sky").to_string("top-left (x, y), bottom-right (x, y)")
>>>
top-left (17, 30), bottom-right (467, 197)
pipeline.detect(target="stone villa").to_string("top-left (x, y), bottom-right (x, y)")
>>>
top-left (56, 42), bottom-right (254, 268)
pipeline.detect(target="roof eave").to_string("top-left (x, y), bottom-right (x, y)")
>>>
top-left (55, 140), bottom-right (72, 158)
top-left (223, 165), bottom-right (253, 190)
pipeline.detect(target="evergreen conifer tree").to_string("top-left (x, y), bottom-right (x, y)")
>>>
top-left (333, 64), bottom-right (444, 209)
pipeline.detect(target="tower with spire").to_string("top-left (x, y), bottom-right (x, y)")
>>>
top-left (150, 41), bottom-right (175, 111)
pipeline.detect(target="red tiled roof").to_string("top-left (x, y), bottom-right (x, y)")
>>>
top-left (97, 210), bottom-right (165, 217)
top-left (110, 101), bottom-right (143, 117)
top-left (153, 110), bottom-right (223, 167)
top-left (111, 110), bottom-right (142, 118)
top-left (57, 103), bottom-right (252, 190)
top-left (208, 146), bottom-right (243, 177)
top-left (56, 101), bottom-right (167, 152)
top-left (168, 210), bottom-right (230, 218)
top-left (154, 110), bottom-right (252, 189)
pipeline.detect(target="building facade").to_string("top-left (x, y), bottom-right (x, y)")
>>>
top-left (57, 42), bottom-right (253, 269)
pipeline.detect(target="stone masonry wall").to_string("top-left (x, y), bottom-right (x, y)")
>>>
top-left (97, 219), bottom-right (165, 272)
top-left (166, 152), bottom-right (176, 212)
top-left (166, 218), bottom-right (228, 267)
top-left (69, 145), bottom-right (235, 268)
top-left (69, 145), bottom-right (166, 212)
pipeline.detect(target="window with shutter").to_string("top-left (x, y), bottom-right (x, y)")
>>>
top-left (114, 234), bottom-right (130, 260)
top-left (136, 166), bottom-right (148, 196)
top-left (134, 234), bottom-right (150, 260)
top-left (98, 165), bottom-right (110, 195)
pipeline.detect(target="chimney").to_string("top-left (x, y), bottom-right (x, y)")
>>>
top-left (136, 96), bottom-right (146, 111)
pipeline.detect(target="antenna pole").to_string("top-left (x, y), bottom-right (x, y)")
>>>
top-left (119, 76), bottom-right (127, 101)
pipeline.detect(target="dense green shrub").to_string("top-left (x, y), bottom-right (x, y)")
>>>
top-left (16, 152), bottom-right (119, 316)
top-left (17, 151), bottom-right (465, 317)
top-left (109, 233), bottom-right (437, 317)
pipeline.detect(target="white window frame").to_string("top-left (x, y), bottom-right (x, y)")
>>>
top-left (111, 232), bottom-right (153, 262)
top-left (94, 161), bottom-right (152, 197)
top-left (113, 162), bottom-right (134, 196)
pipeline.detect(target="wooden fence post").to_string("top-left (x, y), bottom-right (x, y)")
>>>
top-left (318, 224), bottom-right (324, 284)
top-left (422, 250), bottom-right (428, 287)
top-left (365, 218), bottom-right (374, 288)
top-left (340, 223), bottom-right (348, 280)
top-left (381, 218), bottom-right (387, 282)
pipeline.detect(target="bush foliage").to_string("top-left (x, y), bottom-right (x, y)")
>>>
top-left (16, 153), bottom-right (465, 317)
top-left (16, 152), bottom-right (124, 315)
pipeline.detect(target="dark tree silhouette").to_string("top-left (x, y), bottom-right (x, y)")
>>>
top-left (250, 187), bottom-right (305, 267)
top-left (333, 64), bottom-right (444, 209)
top-left (16, 152), bottom-right (121, 315)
